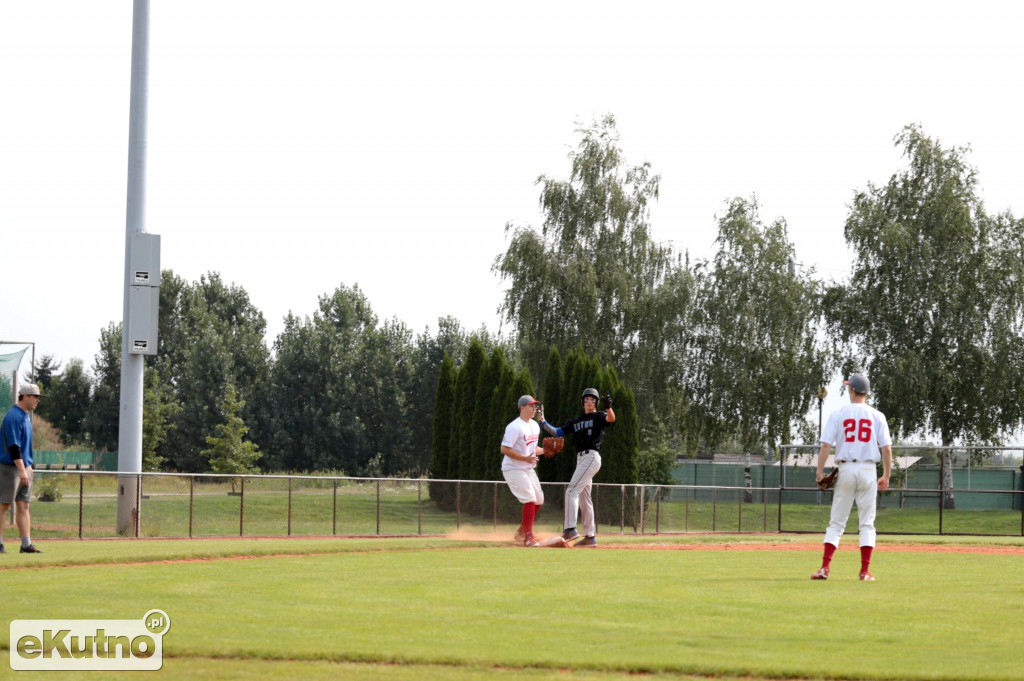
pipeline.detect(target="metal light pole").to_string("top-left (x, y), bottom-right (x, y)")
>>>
top-left (117, 0), bottom-right (151, 535)
top-left (816, 387), bottom-right (827, 438)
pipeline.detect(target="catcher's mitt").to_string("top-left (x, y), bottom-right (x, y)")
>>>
top-left (817, 468), bottom-right (839, 490)
top-left (540, 437), bottom-right (564, 457)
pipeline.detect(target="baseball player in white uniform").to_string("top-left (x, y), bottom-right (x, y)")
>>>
top-left (501, 395), bottom-right (544, 547)
top-left (811, 373), bottom-right (892, 581)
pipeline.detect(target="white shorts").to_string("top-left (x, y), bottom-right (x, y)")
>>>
top-left (502, 468), bottom-right (544, 505)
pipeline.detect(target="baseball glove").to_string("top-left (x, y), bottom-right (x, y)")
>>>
top-left (540, 437), bottom-right (564, 457)
top-left (817, 468), bottom-right (839, 490)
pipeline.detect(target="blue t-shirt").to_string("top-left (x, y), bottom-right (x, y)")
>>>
top-left (1, 405), bottom-right (33, 466)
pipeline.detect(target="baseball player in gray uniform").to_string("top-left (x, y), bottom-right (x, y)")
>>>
top-left (539, 388), bottom-right (615, 547)
top-left (811, 373), bottom-right (892, 581)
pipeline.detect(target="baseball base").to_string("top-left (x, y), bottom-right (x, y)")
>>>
top-left (535, 535), bottom-right (568, 548)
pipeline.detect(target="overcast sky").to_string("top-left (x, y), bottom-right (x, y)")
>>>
top-left (2, 1), bottom-right (1022, 419)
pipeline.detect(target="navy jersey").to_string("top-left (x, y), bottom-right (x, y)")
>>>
top-left (557, 411), bottom-right (611, 452)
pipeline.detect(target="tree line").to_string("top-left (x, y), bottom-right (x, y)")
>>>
top-left (31, 117), bottom-right (1024, 495)
top-left (428, 342), bottom-right (639, 518)
top-left (32, 280), bottom-right (486, 477)
top-left (494, 116), bottom-right (1024, 502)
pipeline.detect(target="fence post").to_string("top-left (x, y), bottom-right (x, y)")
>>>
top-left (287, 477), bottom-right (293, 537)
top-left (376, 479), bottom-right (381, 536)
top-left (456, 482), bottom-right (461, 530)
top-left (418, 479), bottom-right (423, 536)
top-left (135, 473), bottom-right (142, 538)
top-left (78, 473), bottom-right (84, 540)
top-left (640, 485), bottom-right (646, 534)
top-left (655, 486), bottom-right (661, 534)
top-left (1020, 464), bottom-right (1024, 536)
top-left (763, 484), bottom-right (767, 532)
top-left (189, 476), bottom-right (194, 538)
top-left (239, 476), bottom-right (245, 537)
top-left (737, 486), bottom-right (742, 531)
top-left (939, 452), bottom-right (945, 535)
top-left (333, 478), bottom-right (338, 536)
top-left (492, 483), bottom-right (498, 532)
top-left (712, 487), bottom-right (717, 532)
top-left (620, 485), bottom-right (625, 534)
top-left (777, 479), bottom-right (784, 532)
top-left (685, 487), bottom-right (690, 532)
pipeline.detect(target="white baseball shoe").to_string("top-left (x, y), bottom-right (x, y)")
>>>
top-left (810, 567), bottom-right (829, 580)
top-left (859, 572), bottom-right (876, 581)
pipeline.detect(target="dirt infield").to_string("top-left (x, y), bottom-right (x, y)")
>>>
top-left (444, 528), bottom-right (1024, 554)
top-left (605, 542), bottom-right (1024, 554)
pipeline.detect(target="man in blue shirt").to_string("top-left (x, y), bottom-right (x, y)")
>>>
top-left (1, 382), bottom-right (43, 554)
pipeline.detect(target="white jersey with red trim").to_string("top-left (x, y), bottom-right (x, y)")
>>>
top-left (820, 402), bottom-right (892, 463)
top-left (501, 416), bottom-right (540, 471)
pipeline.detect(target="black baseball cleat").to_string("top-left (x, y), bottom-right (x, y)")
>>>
top-left (575, 536), bottom-right (597, 547)
top-left (0, 544), bottom-right (6, 554)
top-left (562, 528), bottom-right (580, 542)
top-left (20, 544), bottom-right (42, 554)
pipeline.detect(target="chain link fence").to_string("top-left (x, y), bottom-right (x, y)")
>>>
top-left (9, 464), bottom-right (1023, 540)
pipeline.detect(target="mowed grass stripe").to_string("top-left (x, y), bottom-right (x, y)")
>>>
top-left (0, 657), bottom-right (727, 681)
top-left (3, 533), bottom-right (1020, 571)
top-left (0, 537), bottom-right (495, 569)
top-left (3, 544), bottom-right (1022, 680)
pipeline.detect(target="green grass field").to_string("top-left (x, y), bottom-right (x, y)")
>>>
top-left (2, 534), bottom-right (1022, 680)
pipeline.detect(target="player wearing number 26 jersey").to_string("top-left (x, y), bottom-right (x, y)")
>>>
top-left (811, 373), bottom-right (892, 581)
top-left (822, 402), bottom-right (891, 465)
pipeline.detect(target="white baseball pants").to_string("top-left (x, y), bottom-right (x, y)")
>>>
top-left (564, 450), bottom-right (602, 536)
top-left (503, 468), bottom-right (544, 505)
top-left (824, 462), bottom-right (879, 548)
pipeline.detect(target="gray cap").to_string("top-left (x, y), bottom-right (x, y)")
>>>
top-left (18, 382), bottom-right (41, 397)
top-left (517, 395), bottom-right (541, 408)
top-left (844, 373), bottom-right (870, 394)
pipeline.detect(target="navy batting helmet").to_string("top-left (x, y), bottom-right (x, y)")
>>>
top-left (581, 388), bottom-right (600, 403)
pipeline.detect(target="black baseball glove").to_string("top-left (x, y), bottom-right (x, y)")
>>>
top-left (602, 394), bottom-right (613, 409)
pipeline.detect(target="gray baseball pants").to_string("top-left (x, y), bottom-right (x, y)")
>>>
top-left (564, 450), bottom-right (601, 536)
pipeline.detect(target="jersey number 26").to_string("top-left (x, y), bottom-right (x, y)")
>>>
top-left (843, 418), bottom-right (873, 443)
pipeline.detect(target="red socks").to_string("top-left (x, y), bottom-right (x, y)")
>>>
top-left (822, 542), bottom-right (837, 569)
top-left (522, 502), bottom-right (536, 535)
top-left (819, 544), bottom-right (873, 573)
top-left (860, 546), bottom-right (873, 573)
